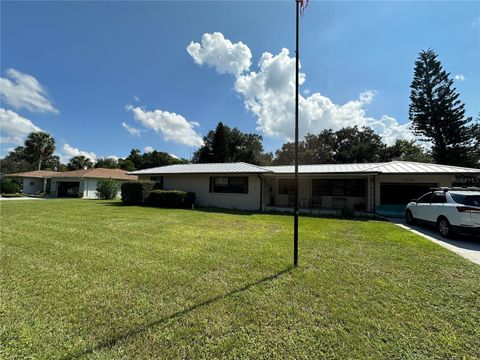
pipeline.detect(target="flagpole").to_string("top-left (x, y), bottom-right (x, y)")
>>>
top-left (294, 0), bottom-right (300, 267)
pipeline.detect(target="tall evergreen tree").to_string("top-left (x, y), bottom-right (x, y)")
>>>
top-left (211, 122), bottom-right (229, 162)
top-left (409, 49), bottom-right (472, 165)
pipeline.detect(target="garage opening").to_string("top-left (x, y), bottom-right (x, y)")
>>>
top-left (376, 183), bottom-right (437, 218)
top-left (58, 181), bottom-right (80, 197)
top-left (380, 183), bottom-right (437, 205)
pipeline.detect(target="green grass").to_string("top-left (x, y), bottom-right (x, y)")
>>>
top-left (1, 199), bottom-right (479, 359)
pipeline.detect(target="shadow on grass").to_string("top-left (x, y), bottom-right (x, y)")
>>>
top-left (97, 201), bottom-right (384, 222)
top-left (63, 266), bottom-right (293, 359)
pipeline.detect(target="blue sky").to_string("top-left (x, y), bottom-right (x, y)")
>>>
top-left (1, 1), bottom-right (479, 162)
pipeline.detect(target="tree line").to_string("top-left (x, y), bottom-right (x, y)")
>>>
top-left (1, 49), bottom-right (479, 174)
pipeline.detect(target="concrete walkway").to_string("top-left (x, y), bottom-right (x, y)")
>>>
top-left (392, 219), bottom-right (480, 265)
top-left (0, 196), bottom-right (44, 201)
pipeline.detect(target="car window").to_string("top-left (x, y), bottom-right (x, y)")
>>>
top-left (430, 193), bottom-right (446, 203)
top-left (451, 194), bottom-right (480, 206)
top-left (417, 192), bottom-right (433, 203)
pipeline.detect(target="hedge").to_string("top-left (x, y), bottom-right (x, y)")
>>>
top-left (0, 179), bottom-right (22, 194)
top-left (146, 190), bottom-right (196, 209)
top-left (120, 181), bottom-right (155, 205)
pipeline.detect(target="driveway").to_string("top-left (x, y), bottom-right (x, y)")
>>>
top-left (392, 219), bottom-right (480, 265)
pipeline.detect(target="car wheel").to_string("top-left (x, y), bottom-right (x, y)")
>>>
top-left (437, 217), bottom-right (452, 238)
top-left (405, 210), bottom-right (415, 225)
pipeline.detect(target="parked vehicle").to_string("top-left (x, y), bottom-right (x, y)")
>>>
top-left (405, 188), bottom-right (480, 238)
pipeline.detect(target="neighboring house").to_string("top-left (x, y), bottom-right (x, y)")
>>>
top-left (6, 168), bottom-right (138, 198)
top-left (130, 161), bottom-right (480, 214)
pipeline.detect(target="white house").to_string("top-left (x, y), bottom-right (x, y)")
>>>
top-left (130, 161), bottom-right (480, 214)
top-left (7, 168), bottom-right (138, 198)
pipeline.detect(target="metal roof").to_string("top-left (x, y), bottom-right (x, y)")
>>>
top-left (365, 161), bottom-right (480, 174)
top-left (263, 163), bottom-right (384, 174)
top-left (130, 162), bottom-right (271, 175)
top-left (130, 161), bottom-right (480, 176)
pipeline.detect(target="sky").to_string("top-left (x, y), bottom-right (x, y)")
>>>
top-left (1, 1), bottom-right (479, 162)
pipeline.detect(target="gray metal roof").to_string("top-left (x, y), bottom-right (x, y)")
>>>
top-left (130, 162), bottom-right (271, 175)
top-left (263, 163), bottom-right (384, 174)
top-left (365, 161), bottom-right (480, 174)
top-left (130, 161), bottom-right (480, 176)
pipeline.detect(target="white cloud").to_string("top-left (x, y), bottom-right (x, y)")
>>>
top-left (0, 69), bottom-right (58, 113)
top-left (127, 106), bottom-right (203, 147)
top-left (134, 95), bottom-right (141, 102)
top-left (454, 74), bottom-right (466, 82)
top-left (188, 33), bottom-right (412, 145)
top-left (122, 121), bottom-right (142, 137)
top-left (0, 108), bottom-right (42, 145)
top-left (187, 32), bottom-right (252, 76)
top-left (143, 146), bottom-right (154, 153)
top-left (169, 153), bottom-right (179, 159)
top-left (62, 143), bottom-right (97, 161)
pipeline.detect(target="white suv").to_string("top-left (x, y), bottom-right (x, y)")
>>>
top-left (405, 188), bottom-right (480, 238)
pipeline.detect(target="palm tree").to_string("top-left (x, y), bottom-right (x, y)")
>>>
top-left (24, 132), bottom-right (56, 170)
top-left (67, 155), bottom-right (94, 170)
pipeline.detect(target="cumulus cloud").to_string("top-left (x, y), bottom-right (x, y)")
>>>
top-left (0, 69), bottom-right (58, 113)
top-left (0, 108), bottom-right (42, 145)
top-left (122, 121), bottom-right (142, 137)
top-left (143, 146), bottom-right (154, 153)
top-left (187, 32), bottom-right (252, 76)
top-left (126, 106), bottom-right (203, 147)
top-left (134, 95), bottom-right (141, 102)
top-left (188, 33), bottom-right (412, 145)
top-left (454, 74), bottom-right (466, 82)
top-left (62, 143), bottom-right (97, 161)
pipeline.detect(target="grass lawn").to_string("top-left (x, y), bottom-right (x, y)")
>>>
top-left (1, 199), bottom-right (479, 359)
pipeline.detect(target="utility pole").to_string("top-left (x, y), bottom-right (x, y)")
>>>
top-left (293, 0), bottom-right (300, 267)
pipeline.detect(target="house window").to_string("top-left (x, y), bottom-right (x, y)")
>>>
top-left (210, 176), bottom-right (248, 194)
top-left (278, 179), bottom-right (295, 195)
top-left (312, 179), bottom-right (365, 197)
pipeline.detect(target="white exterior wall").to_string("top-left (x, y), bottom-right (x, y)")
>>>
top-left (140, 174), bottom-right (262, 210)
top-left (374, 174), bottom-right (456, 206)
top-left (21, 178), bottom-right (44, 194)
top-left (82, 179), bottom-right (126, 199)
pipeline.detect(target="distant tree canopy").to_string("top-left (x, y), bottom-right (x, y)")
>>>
top-left (409, 49), bottom-right (475, 166)
top-left (193, 122), bottom-right (273, 165)
top-left (271, 126), bottom-right (431, 165)
top-left (123, 149), bottom-right (187, 171)
top-left (67, 155), bottom-right (94, 170)
top-left (95, 157), bottom-right (119, 169)
top-left (0, 137), bottom-right (60, 174)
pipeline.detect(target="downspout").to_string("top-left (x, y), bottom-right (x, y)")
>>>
top-left (373, 175), bottom-right (376, 214)
top-left (257, 174), bottom-right (263, 212)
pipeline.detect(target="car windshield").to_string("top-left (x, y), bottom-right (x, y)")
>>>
top-left (450, 194), bottom-right (480, 206)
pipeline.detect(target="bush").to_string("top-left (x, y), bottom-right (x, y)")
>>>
top-left (0, 179), bottom-right (22, 194)
top-left (146, 190), bottom-right (196, 208)
top-left (96, 178), bottom-right (119, 200)
top-left (341, 207), bottom-right (355, 217)
top-left (121, 181), bottom-right (155, 205)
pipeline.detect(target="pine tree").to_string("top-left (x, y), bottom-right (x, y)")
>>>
top-left (211, 122), bottom-right (229, 162)
top-left (409, 49), bottom-right (472, 165)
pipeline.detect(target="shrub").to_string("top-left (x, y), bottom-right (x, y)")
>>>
top-left (341, 207), bottom-right (355, 217)
top-left (121, 181), bottom-right (155, 205)
top-left (146, 190), bottom-right (196, 209)
top-left (96, 178), bottom-right (119, 200)
top-left (0, 179), bottom-right (22, 194)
